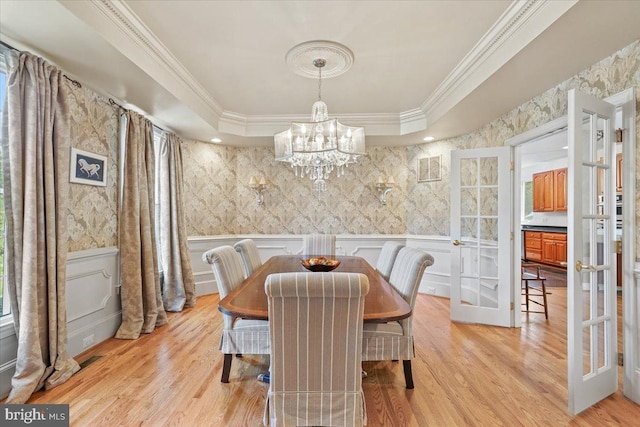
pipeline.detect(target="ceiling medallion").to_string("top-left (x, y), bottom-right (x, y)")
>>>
top-left (275, 41), bottom-right (365, 192)
top-left (285, 40), bottom-right (354, 79)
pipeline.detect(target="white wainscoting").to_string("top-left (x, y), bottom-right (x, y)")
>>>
top-left (189, 234), bottom-right (452, 297)
top-left (0, 246), bottom-right (120, 399)
top-left (66, 247), bottom-right (121, 357)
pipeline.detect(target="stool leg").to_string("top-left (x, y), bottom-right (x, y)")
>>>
top-left (524, 280), bottom-right (530, 312)
top-left (541, 279), bottom-right (548, 319)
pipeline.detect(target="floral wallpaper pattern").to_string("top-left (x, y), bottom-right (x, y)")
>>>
top-left (66, 85), bottom-right (119, 252)
top-left (181, 140), bottom-right (238, 235)
top-left (63, 39), bottom-right (640, 260)
top-left (181, 145), bottom-right (408, 236)
top-left (408, 39), bottom-right (640, 259)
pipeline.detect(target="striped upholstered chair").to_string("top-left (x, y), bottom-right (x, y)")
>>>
top-left (202, 246), bottom-right (269, 382)
top-left (376, 241), bottom-right (404, 281)
top-left (362, 247), bottom-right (434, 389)
top-left (234, 238), bottom-right (262, 277)
top-left (264, 272), bottom-right (369, 427)
top-left (302, 234), bottom-right (336, 257)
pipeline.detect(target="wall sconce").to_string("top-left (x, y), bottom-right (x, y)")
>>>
top-left (249, 176), bottom-right (268, 206)
top-left (376, 175), bottom-right (395, 205)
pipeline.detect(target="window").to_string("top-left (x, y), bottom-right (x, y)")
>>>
top-left (523, 181), bottom-right (533, 221)
top-left (0, 67), bottom-right (8, 317)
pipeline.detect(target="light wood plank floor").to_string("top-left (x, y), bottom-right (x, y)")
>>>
top-left (21, 289), bottom-right (640, 426)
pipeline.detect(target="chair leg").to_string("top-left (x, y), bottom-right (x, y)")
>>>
top-left (524, 279), bottom-right (530, 312)
top-left (221, 353), bottom-right (232, 383)
top-left (402, 360), bottom-right (414, 389)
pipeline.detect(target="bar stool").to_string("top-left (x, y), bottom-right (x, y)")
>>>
top-left (521, 262), bottom-right (549, 319)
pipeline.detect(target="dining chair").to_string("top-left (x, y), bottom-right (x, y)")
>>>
top-left (362, 246), bottom-right (434, 389)
top-left (202, 246), bottom-right (270, 383)
top-left (376, 241), bottom-right (404, 281)
top-left (234, 238), bottom-right (262, 278)
top-left (264, 272), bottom-right (369, 427)
top-left (302, 233), bottom-right (336, 256)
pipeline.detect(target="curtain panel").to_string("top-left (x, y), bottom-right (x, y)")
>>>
top-left (1, 50), bottom-right (80, 403)
top-left (158, 132), bottom-right (196, 311)
top-left (115, 111), bottom-right (167, 339)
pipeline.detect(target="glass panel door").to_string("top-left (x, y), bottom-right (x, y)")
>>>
top-left (567, 89), bottom-right (617, 414)
top-left (450, 147), bottom-right (512, 326)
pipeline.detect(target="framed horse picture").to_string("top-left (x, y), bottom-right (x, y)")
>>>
top-left (70, 148), bottom-right (107, 186)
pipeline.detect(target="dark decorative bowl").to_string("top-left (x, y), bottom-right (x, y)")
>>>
top-left (301, 258), bottom-right (340, 272)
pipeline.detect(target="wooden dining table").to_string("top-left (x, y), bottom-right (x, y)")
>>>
top-left (218, 255), bottom-right (411, 323)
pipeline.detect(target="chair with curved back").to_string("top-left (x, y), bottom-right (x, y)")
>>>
top-left (362, 246), bottom-right (434, 389)
top-left (264, 272), bottom-right (369, 427)
top-left (202, 245), bottom-right (269, 382)
top-left (376, 241), bottom-right (404, 281)
top-left (234, 238), bottom-right (262, 278)
top-left (302, 234), bottom-right (336, 257)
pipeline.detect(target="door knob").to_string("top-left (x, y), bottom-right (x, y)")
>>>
top-left (575, 260), bottom-right (595, 272)
top-left (452, 239), bottom-right (464, 246)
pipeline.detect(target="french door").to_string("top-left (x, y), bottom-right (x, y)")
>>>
top-left (450, 147), bottom-right (512, 327)
top-left (567, 89), bottom-right (617, 414)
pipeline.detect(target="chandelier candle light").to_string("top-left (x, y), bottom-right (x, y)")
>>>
top-left (274, 41), bottom-right (365, 192)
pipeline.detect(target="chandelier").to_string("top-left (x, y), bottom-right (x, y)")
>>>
top-left (274, 43), bottom-right (365, 192)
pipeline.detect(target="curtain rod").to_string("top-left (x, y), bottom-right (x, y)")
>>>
top-left (110, 97), bottom-right (168, 134)
top-left (0, 40), bottom-right (18, 52)
top-left (1, 39), bottom-right (82, 88)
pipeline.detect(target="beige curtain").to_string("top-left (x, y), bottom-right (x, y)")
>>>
top-left (158, 132), bottom-right (195, 311)
top-left (1, 50), bottom-right (80, 403)
top-left (115, 111), bottom-right (167, 339)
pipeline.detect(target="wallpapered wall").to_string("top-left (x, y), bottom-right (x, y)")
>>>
top-left (181, 144), bottom-right (408, 236)
top-left (408, 40), bottom-right (640, 253)
top-left (66, 85), bottom-right (119, 252)
top-left (63, 40), bottom-right (640, 260)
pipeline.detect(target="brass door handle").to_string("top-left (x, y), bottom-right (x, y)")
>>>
top-left (576, 260), bottom-right (595, 272)
top-left (452, 239), bottom-right (464, 246)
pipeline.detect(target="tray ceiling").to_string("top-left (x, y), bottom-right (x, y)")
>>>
top-left (1, 0), bottom-right (639, 147)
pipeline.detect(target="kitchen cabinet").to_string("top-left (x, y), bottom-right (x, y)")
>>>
top-left (541, 232), bottom-right (567, 267)
top-left (554, 168), bottom-right (567, 211)
top-left (533, 168), bottom-right (566, 212)
top-left (524, 230), bottom-right (567, 267)
top-left (524, 231), bottom-right (542, 262)
top-left (533, 171), bottom-right (554, 212)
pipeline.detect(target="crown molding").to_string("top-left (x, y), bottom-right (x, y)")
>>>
top-left (218, 110), bottom-right (423, 137)
top-left (59, 0), bottom-right (224, 125)
top-left (420, 0), bottom-right (578, 126)
top-left (59, 0), bottom-right (575, 140)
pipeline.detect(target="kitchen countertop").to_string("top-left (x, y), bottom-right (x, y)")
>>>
top-left (524, 224), bottom-right (622, 240)
top-left (521, 225), bottom-right (567, 233)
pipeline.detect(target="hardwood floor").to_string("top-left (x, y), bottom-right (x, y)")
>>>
top-left (20, 290), bottom-right (640, 426)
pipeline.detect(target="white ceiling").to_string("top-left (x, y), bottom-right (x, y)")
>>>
top-left (1, 0), bottom-right (639, 147)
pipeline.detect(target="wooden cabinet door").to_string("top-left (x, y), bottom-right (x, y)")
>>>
top-left (533, 171), bottom-right (554, 212)
top-left (616, 153), bottom-right (623, 193)
top-left (554, 168), bottom-right (567, 211)
top-left (542, 238), bottom-right (556, 264)
top-left (556, 240), bottom-right (567, 265)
